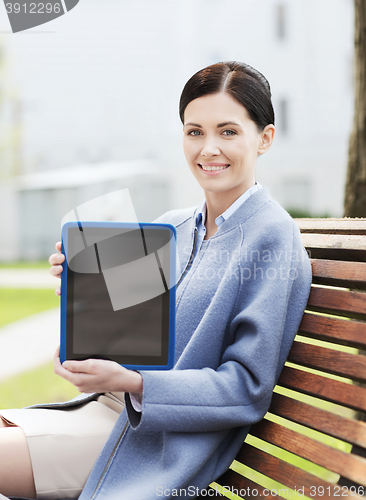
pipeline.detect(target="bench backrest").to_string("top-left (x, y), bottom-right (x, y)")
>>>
top-left (214, 219), bottom-right (366, 500)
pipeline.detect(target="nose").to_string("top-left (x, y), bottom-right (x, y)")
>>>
top-left (200, 136), bottom-right (220, 157)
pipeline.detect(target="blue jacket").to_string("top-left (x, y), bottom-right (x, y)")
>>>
top-left (76, 187), bottom-right (312, 499)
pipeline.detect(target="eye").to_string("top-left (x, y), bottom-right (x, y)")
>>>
top-left (187, 129), bottom-right (202, 136)
top-left (222, 129), bottom-right (237, 136)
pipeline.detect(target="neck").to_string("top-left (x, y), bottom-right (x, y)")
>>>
top-left (204, 182), bottom-right (255, 226)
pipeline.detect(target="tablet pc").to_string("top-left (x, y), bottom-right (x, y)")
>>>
top-left (60, 221), bottom-right (176, 370)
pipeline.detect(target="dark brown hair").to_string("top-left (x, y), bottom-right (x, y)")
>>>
top-left (179, 61), bottom-right (275, 131)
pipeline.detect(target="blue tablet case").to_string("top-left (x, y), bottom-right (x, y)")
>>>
top-left (60, 221), bottom-right (176, 370)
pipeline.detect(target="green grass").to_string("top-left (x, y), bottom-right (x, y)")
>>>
top-left (0, 260), bottom-right (50, 269)
top-left (0, 288), bottom-right (59, 329)
top-left (0, 361), bottom-right (79, 409)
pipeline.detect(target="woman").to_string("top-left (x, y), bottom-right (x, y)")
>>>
top-left (0, 61), bottom-right (312, 500)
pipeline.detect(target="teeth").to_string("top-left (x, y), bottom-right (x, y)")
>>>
top-left (200, 165), bottom-right (229, 171)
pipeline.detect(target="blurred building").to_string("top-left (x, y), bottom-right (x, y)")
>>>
top-left (0, 0), bottom-right (354, 260)
top-left (0, 161), bottom-right (171, 260)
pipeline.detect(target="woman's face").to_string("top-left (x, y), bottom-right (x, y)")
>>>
top-left (183, 92), bottom-right (274, 201)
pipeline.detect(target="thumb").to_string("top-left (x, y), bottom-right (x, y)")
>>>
top-left (62, 359), bottom-right (93, 374)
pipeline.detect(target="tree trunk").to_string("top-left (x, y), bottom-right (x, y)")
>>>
top-left (341, 6), bottom-right (366, 491)
top-left (344, 0), bottom-right (366, 217)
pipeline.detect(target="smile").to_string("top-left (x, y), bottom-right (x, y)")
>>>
top-left (198, 164), bottom-right (230, 171)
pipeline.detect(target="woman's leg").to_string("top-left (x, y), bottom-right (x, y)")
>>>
top-left (0, 418), bottom-right (36, 499)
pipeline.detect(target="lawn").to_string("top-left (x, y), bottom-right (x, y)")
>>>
top-left (0, 361), bottom-right (78, 409)
top-left (0, 260), bottom-right (50, 269)
top-left (0, 288), bottom-right (60, 328)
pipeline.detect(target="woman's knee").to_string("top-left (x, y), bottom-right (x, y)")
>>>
top-left (0, 426), bottom-right (36, 498)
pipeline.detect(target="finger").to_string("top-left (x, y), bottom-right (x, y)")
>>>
top-left (62, 359), bottom-right (96, 374)
top-left (50, 264), bottom-right (63, 276)
top-left (53, 348), bottom-right (88, 391)
top-left (55, 286), bottom-right (61, 296)
top-left (54, 354), bottom-right (80, 384)
top-left (53, 347), bottom-right (64, 376)
top-left (55, 364), bottom-right (96, 393)
top-left (49, 253), bottom-right (65, 266)
top-left (50, 265), bottom-right (63, 278)
top-left (53, 346), bottom-right (60, 366)
top-left (55, 241), bottom-right (62, 252)
top-left (55, 364), bottom-right (85, 388)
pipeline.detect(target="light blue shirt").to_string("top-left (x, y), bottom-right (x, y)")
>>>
top-left (194, 183), bottom-right (262, 256)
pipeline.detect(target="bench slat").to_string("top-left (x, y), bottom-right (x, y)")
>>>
top-left (250, 419), bottom-right (366, 486)
top-left (302, 234), bottom-right (366, 250)
top-left (301, 233), bottom-right (366, 261)
top-left (306, 247), bottom-right (366, 262)
top-left (306, 286), bottom-right (366, 320)
top-left (269, 393), bottom-right (366, 448)
top-left (311, 259), bottom-right (366, 289)
top-left (233, 443), bottom-right (363, 499)
top-left (277, 366), bottom-right (366, 412)
top-left (288, 341), bottom-right (366, 382)
top-left (217, 468), bottom-right (287, 499)
top-left (295, 219), bottom-right (366, 235)
top-left (299, 312), bottom-right (366, 349)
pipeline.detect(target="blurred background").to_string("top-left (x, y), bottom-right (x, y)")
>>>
top-left (0, 0), bottom-right (355, 408)
top-left (0, 0), bottom-right (354, 261)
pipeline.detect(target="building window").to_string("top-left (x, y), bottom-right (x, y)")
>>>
top-left (276, 4), bottom-right (287, 40)
top-left (277, 98), bottom-right (289, 135)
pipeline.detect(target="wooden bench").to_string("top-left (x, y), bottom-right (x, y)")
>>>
top-left (203, 218), bottom-right (366, 499)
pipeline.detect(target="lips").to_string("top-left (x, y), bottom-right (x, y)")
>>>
top-left (198, 163), bottom-right (230, 171)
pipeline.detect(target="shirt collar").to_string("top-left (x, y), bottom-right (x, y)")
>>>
top-left (195, 199), bottom-right (207, 226)
top-left (195, 183), bottom-right (262, 229)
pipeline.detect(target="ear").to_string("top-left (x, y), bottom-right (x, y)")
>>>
top-left (258, 124), bottom-right (275, 156)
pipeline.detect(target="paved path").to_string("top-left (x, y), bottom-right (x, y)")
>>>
top-left (0, 308), bottom-right (60, 381)
top-left (0, 269), bottom-right (59, 288)
top-left (0, 269), bottom-right (60, 382)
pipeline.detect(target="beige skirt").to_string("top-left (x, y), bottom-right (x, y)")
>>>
top-left (0, 393), bottom-right (125, 500)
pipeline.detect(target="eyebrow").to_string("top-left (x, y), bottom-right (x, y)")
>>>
top-left (184, 121), bottom-right (242, 128)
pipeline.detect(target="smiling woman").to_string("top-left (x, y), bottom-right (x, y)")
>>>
top-left (0, 62), bottom-right (312, 500)
top-left (180, 62), bottom-right (275, 239)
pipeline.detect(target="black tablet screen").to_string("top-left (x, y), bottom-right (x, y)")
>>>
top-left (65, 225), bottom-right (172, 366)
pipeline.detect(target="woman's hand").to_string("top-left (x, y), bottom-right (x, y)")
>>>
top-left (53, 346), bottom-right (143, 395)
top-left (49, 242), bottom-right (64, 296)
